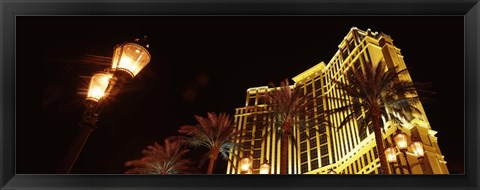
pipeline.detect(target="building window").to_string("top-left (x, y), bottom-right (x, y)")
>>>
top-left (254, 150), bottom-right (261, 158)
top-left (314, 77), bottom-right (321, 89)
top-left (319, 134), bottom-right (327, 144)
top-left (248, 97), bottom-right (256, 106)
top-left (373, 147), bottom-right (379, 159)
top-left (253, 160), bottom-right (260, 169)
top-left (301, 163), bottom-right (309, 173)
top-left (307, 118), bottom-right (316, 128)
top-left (369, 150), bottom-right (374, 163)
top-left (309, 137), bottom-right (317, 147)
top-left (359, 126), bottom-right (367, 141)
top-left (320, 145), bottom-right (328, 155)
top-left (368, 124), bottom-right (374, 134)
top-left (355, 160), bottom-right (360, 173)
top-left (348, 40), bottom-right (356, 53)
top-left (321, 156), bottom-right (329, 166)
top-left (311, 159), bottom-right (319, 170)
top-left (306, 83), bottom-right (313, 94)
top-left (342, 48), bottom-right (349, 60)
top-left (242, 141), bottom-right (251, 149)
top-left (310, 148), bottom-right (318, 159)
top-left (254, 130), bottom-right (263, 138)
top-left (318, 125), bottom-right (326, 133)
top-left (363, 153), bottom-right (369, 165)
top-left (301, 152), bottom-right (308, 163)
top-left (300, 142), bottom-right (307, 152)
top-left (300, 131), bottom-right (307, 140)
top-left (254, 141), bottom-right (262, 148)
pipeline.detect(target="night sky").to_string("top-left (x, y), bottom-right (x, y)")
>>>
top-left (16, 16), bottom-right (464, 174)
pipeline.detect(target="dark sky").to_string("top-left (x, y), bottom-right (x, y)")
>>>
top-left (16, 16), bottom-right (464, 174)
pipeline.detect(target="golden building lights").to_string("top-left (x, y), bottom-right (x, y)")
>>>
top-left (226, 27), bottom-right (449, 175)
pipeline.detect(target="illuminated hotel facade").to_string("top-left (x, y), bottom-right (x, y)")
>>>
top-left (226, 27), bottom-right (449, 174)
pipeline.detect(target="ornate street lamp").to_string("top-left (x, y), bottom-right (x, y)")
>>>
top-left (393, 130), bottom-right (409, 151)
top-left (240, 157), bottom-right (252, 174)
top-left (58, 36), bottom-right (151, 174)
top-left (86, 72), bottom-right (113, 102)
top-left (410, 140), bottom-right (425, 158)
top-left (384, 128), bottom-right (427, 174)
top-left (259, 161), bottom-right (271, 174)
top-left (80, 36), bottom-right (151, 130)
top-left (393, 129), bottom-right (412, 173)
top-left (384, 144), bottom-right (398, 164)
top-left (111, 39), bottom-right (151, 78)
top-left (410, 138), bottom-right (426, 172)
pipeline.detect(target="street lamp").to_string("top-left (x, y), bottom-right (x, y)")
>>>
top-left (384, 145), bottom-right (398, 164)
top-left (58, 36), bottom-right (151, 174)
top-left (259, 160), bottom-right (271, 174)
top-left (384, 128), bottom-right (426, 174)
top-left (393, 129), bottom-right (413, 174)
top-left (111, 39), bottom-right (151, 78)
top-left (410, 138), bottom-right (426, 172)
top-left (240, 157), bottom-right (252, 174)
top-left (86, 72), bottom-right (113, 102)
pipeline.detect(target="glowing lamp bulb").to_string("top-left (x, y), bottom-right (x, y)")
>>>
top-left (87, 72), bottom-right (113, 101)
top-left (410, 141), bottom-right (425, 158)
top-left (384, 146), bottom-right (398, 163)
top-left (111, 42), bottom-right (151, 77)
top-left (394, 131), bottom-right (409, 151)
top-left (259, 162), bottom-right (270, 174)
top-left (240, 157), bottom-right (252, 172)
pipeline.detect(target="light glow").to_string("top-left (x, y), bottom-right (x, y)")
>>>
top-left (111, 43), bottom-right (151, 77)
top-left (410, 141), bottom-right (425, 158)
top-left (240, 157), bottom-right (252, 172)
top-left (87, 73), bottom-right (113, 101)
top-left (384, 146), bottom-right (398, 163)
top-left (394, 131), bottom-right (409, 151)
top-left (259, 162), bottom-right (270, 174)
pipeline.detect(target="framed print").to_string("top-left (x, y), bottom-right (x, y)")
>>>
top-left (1, 0), bottom-right (479, 189)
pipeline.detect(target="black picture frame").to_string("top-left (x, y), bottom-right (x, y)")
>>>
top-left (1, 0), bottom-right (478, 189)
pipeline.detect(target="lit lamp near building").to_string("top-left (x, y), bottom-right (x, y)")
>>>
top-left (410, 138), bottom-right (426, 172)
top-left (259, 161), bottom-right (271, 174)
top-left (58, 36), bottom-right (151, 174)
top-left (240, 157), bottom-right (252, 174)
top-left (384, 128), bottom-right (426, 174)
top-left (393, 129), bottom-right (412, 174)
top-left (384, 145), bottom-right (398, 164)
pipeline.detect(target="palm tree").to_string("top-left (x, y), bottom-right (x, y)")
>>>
top-left (124, 137), bottom-right (197, 174)
top-left (328, 61), bottom-right (420, 174)
top-left (178, 112), bottom-right (243, 174)
top-left (263, 79), bottom-right (311, 174)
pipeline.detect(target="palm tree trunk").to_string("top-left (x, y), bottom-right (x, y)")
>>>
top-left (207, 149), bottom-right (218, 174)
top-left (280, 121), bottom-right (291, 174)
top-left (207, 157), bottom-right (216, 174)
top-left (372, 107), bottom-right (390, 174)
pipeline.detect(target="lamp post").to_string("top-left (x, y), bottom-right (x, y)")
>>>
top-left (57, 36), bottom-right (151, 173)
top-left (384, 129), bottom-right (426, 174)
top-left (393, 129), bottom-right (413, 174)
top-left (410, 138), bottom-right (426, 172)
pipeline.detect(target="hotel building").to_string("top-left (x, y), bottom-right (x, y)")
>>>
top-left (226, 27), bottom-right (449, 174)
